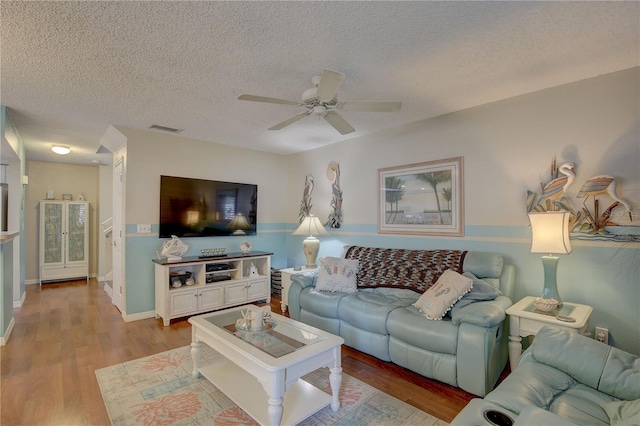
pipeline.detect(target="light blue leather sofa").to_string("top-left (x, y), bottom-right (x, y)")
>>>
top-left (451, 326), bottom-right (640, 425)
top-left (288, 245), bottom-right (515, 397)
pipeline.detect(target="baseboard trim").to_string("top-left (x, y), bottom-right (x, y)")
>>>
top-left (13, 291), bottom-right (26, 308)
top-left (103, 283), bottom-right (113, 298)
top-left (123, 310), bottom-right (155, 322)
top-left (0, 317), bottom-right (16, 346)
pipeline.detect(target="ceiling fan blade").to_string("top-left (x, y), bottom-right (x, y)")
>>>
top-left (316, 69), bottom-right (346, 101)
top-left (324, 111), bottom-right (355, 135)
top-left (238, 94), bottom-right (301, 106)
top-left (268, 111), bottom-right (312, 130)
top-left (339, 101), bottom-right (402, 112)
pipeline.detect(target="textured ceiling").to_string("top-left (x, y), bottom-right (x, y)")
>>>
top-left (2, 1), bottom-right (639, 165)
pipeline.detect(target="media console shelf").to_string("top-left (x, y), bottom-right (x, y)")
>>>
top-left (153, 251), bottom-right (272, 326)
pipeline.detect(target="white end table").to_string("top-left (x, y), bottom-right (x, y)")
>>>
top-left (280, 267), bottom-right (318, 313)
top-left (506, 296), bottom-right (593, 371)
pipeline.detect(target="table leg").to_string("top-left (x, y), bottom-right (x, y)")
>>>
top-left (191, 340), bottom-right (201, 379)
top-left (508, 335), bottom-right (522, 371)
top-left (267, 396), bottom-right (284, 426)
top-left (280, 302), bottom-right (287, 313)
top-left (329, 366), bottom-right (342, 412)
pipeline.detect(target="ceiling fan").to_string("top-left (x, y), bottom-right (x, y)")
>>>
top-left (238, 69), bottom-right (402, 135)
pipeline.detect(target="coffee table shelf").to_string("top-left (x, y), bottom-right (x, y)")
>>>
top-left (199, 360), bottom-right (332, 426)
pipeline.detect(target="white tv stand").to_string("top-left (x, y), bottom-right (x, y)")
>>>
top-left (153, 251), bottom-right (272, 326)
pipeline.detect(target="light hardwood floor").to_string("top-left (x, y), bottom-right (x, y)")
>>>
top-left (1, 279), bottom-right (488, 425)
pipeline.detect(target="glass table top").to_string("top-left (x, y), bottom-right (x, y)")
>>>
top-left (205, 310), bottom-right (324, 358)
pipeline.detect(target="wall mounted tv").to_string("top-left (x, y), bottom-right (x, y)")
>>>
top-left (159, 175), bottom-right (257, 238)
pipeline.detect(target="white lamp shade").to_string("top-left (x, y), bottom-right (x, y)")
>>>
top-left (529, 211), bottom-right (572, 254)
top-left (293, 215), bottom-right (328, 236)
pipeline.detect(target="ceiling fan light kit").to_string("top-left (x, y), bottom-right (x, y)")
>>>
top-left (238, 69), bottom-right (401, 135)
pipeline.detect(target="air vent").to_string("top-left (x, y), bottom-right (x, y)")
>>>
top-left (149, 124), bottom-right (183, 133)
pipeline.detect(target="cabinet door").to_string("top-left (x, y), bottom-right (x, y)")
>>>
top-left (66, 202), bottom-right (88, 263)
top-left (41, 202), bottom-right (64, 265)
top-left (226, 282), bottom-right (248, 305)
top-left (199, 286), bottom-right (223, 311)
top-left (247, 278), bottom-right (268, 300)
top-left (170, 290), bottom-right (199, 316)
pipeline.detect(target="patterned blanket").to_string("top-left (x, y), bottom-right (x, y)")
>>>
top-left (344, 246), bottom-right (467, 294)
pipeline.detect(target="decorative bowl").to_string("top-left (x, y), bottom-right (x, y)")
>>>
top-left (534, 297), bottom-right (558, 312)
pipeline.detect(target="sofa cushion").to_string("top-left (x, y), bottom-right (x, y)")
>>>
top-left (550, 384), bottom-right (613, 426)
top-left (532, 327), bottom-right (640, 401)
top-left (387, 305), bottom-right (458, 355)
top-left (602, 399), bottom-right (640, 426)
top-left (461, 251), bottom-right (504, 281)
top-left (298, 287), bottom-right (350, 318)
top-left (599, 347), bottom-right (640, 401)
top-left (315, 256), bottom-right (359, 293)
top-left (338, 291), bottom-right (414, 335)
top-left (414, 270), bottom-right (472, 320)
top-left (485, 361), bottom-right (577, 415)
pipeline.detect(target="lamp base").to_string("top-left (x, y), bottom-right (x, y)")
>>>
top-left (540, 255), bottom-right (562, 307)
top-left (302, 236), bottom-right (320, 269)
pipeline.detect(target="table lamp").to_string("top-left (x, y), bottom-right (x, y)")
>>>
top-left (228, 213), bottom-right (252, 235)
top-left (528, 211), bottom-right (572, 307)
top-left (293, 215), bottom-right (328, 268)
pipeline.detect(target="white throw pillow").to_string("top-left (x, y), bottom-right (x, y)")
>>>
top-left (413, 270), bottom-right (473, 320)
top-left (315, 257), bottom-right (359, 293)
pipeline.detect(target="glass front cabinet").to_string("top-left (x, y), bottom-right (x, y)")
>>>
top-left (39, 200), bottom-right (89, 284)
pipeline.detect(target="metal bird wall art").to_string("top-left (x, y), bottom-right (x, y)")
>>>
top-left (576, 175), bottom-right (633, 233)
top-left (541, 162), bottom-right (576, 201)
top-left (298, 175), bottom-right (314, 224)
top-left (325, 161), bottom-right (343, 229)
top-left (527, 158), bottom-right (636, 237)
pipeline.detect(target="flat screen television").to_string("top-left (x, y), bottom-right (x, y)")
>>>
top-left (159, 175), bottom-right (257, 238)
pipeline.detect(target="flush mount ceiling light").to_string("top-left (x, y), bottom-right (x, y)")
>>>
top-left (51, 145), bottom-right (71, 155)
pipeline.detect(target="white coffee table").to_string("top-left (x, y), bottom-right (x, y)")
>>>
top-left (189, 305), bottom-right (344, 426)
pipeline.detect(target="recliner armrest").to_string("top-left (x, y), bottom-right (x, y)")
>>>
top-left (290, 270), bottom-right (318, 289)
top-left (287, 270), bottom-right (318, 320)
top-left (451, 296), bottom-right (512, 328)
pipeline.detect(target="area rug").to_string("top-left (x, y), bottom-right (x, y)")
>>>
top-left (96, 345), bottom-right (448, 426)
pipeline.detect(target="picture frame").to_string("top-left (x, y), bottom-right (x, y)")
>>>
top-left (62, 193), bottom-right (72, 201)
top-left (378, 157), bottom-right (464, 236)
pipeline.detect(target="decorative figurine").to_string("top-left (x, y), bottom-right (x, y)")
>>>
top-left (249, 262), bottom-right (259, 277)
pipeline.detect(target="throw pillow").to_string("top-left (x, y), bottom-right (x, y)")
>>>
top-left (448, 272), bottom-right (501, 317)
top-left (315, 257), bottom-right (359, 293)
top-left (602, 399), bottom-right (640, 426)
top-left (413, 270), bottom-right (473, 320)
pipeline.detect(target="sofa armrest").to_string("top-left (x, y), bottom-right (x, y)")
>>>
top-left (451, 295), bottom-right (512, 328)
top-left (287, 271), bottom-right (318, 320)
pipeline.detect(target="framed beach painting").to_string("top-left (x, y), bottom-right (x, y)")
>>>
top-left (378, 157), bottom-right (464, 236)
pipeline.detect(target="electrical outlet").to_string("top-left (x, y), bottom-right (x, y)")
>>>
top-left (595, 327), bottom-right (609, 345)
top-left (136, 224), bottom-right (152, 234)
